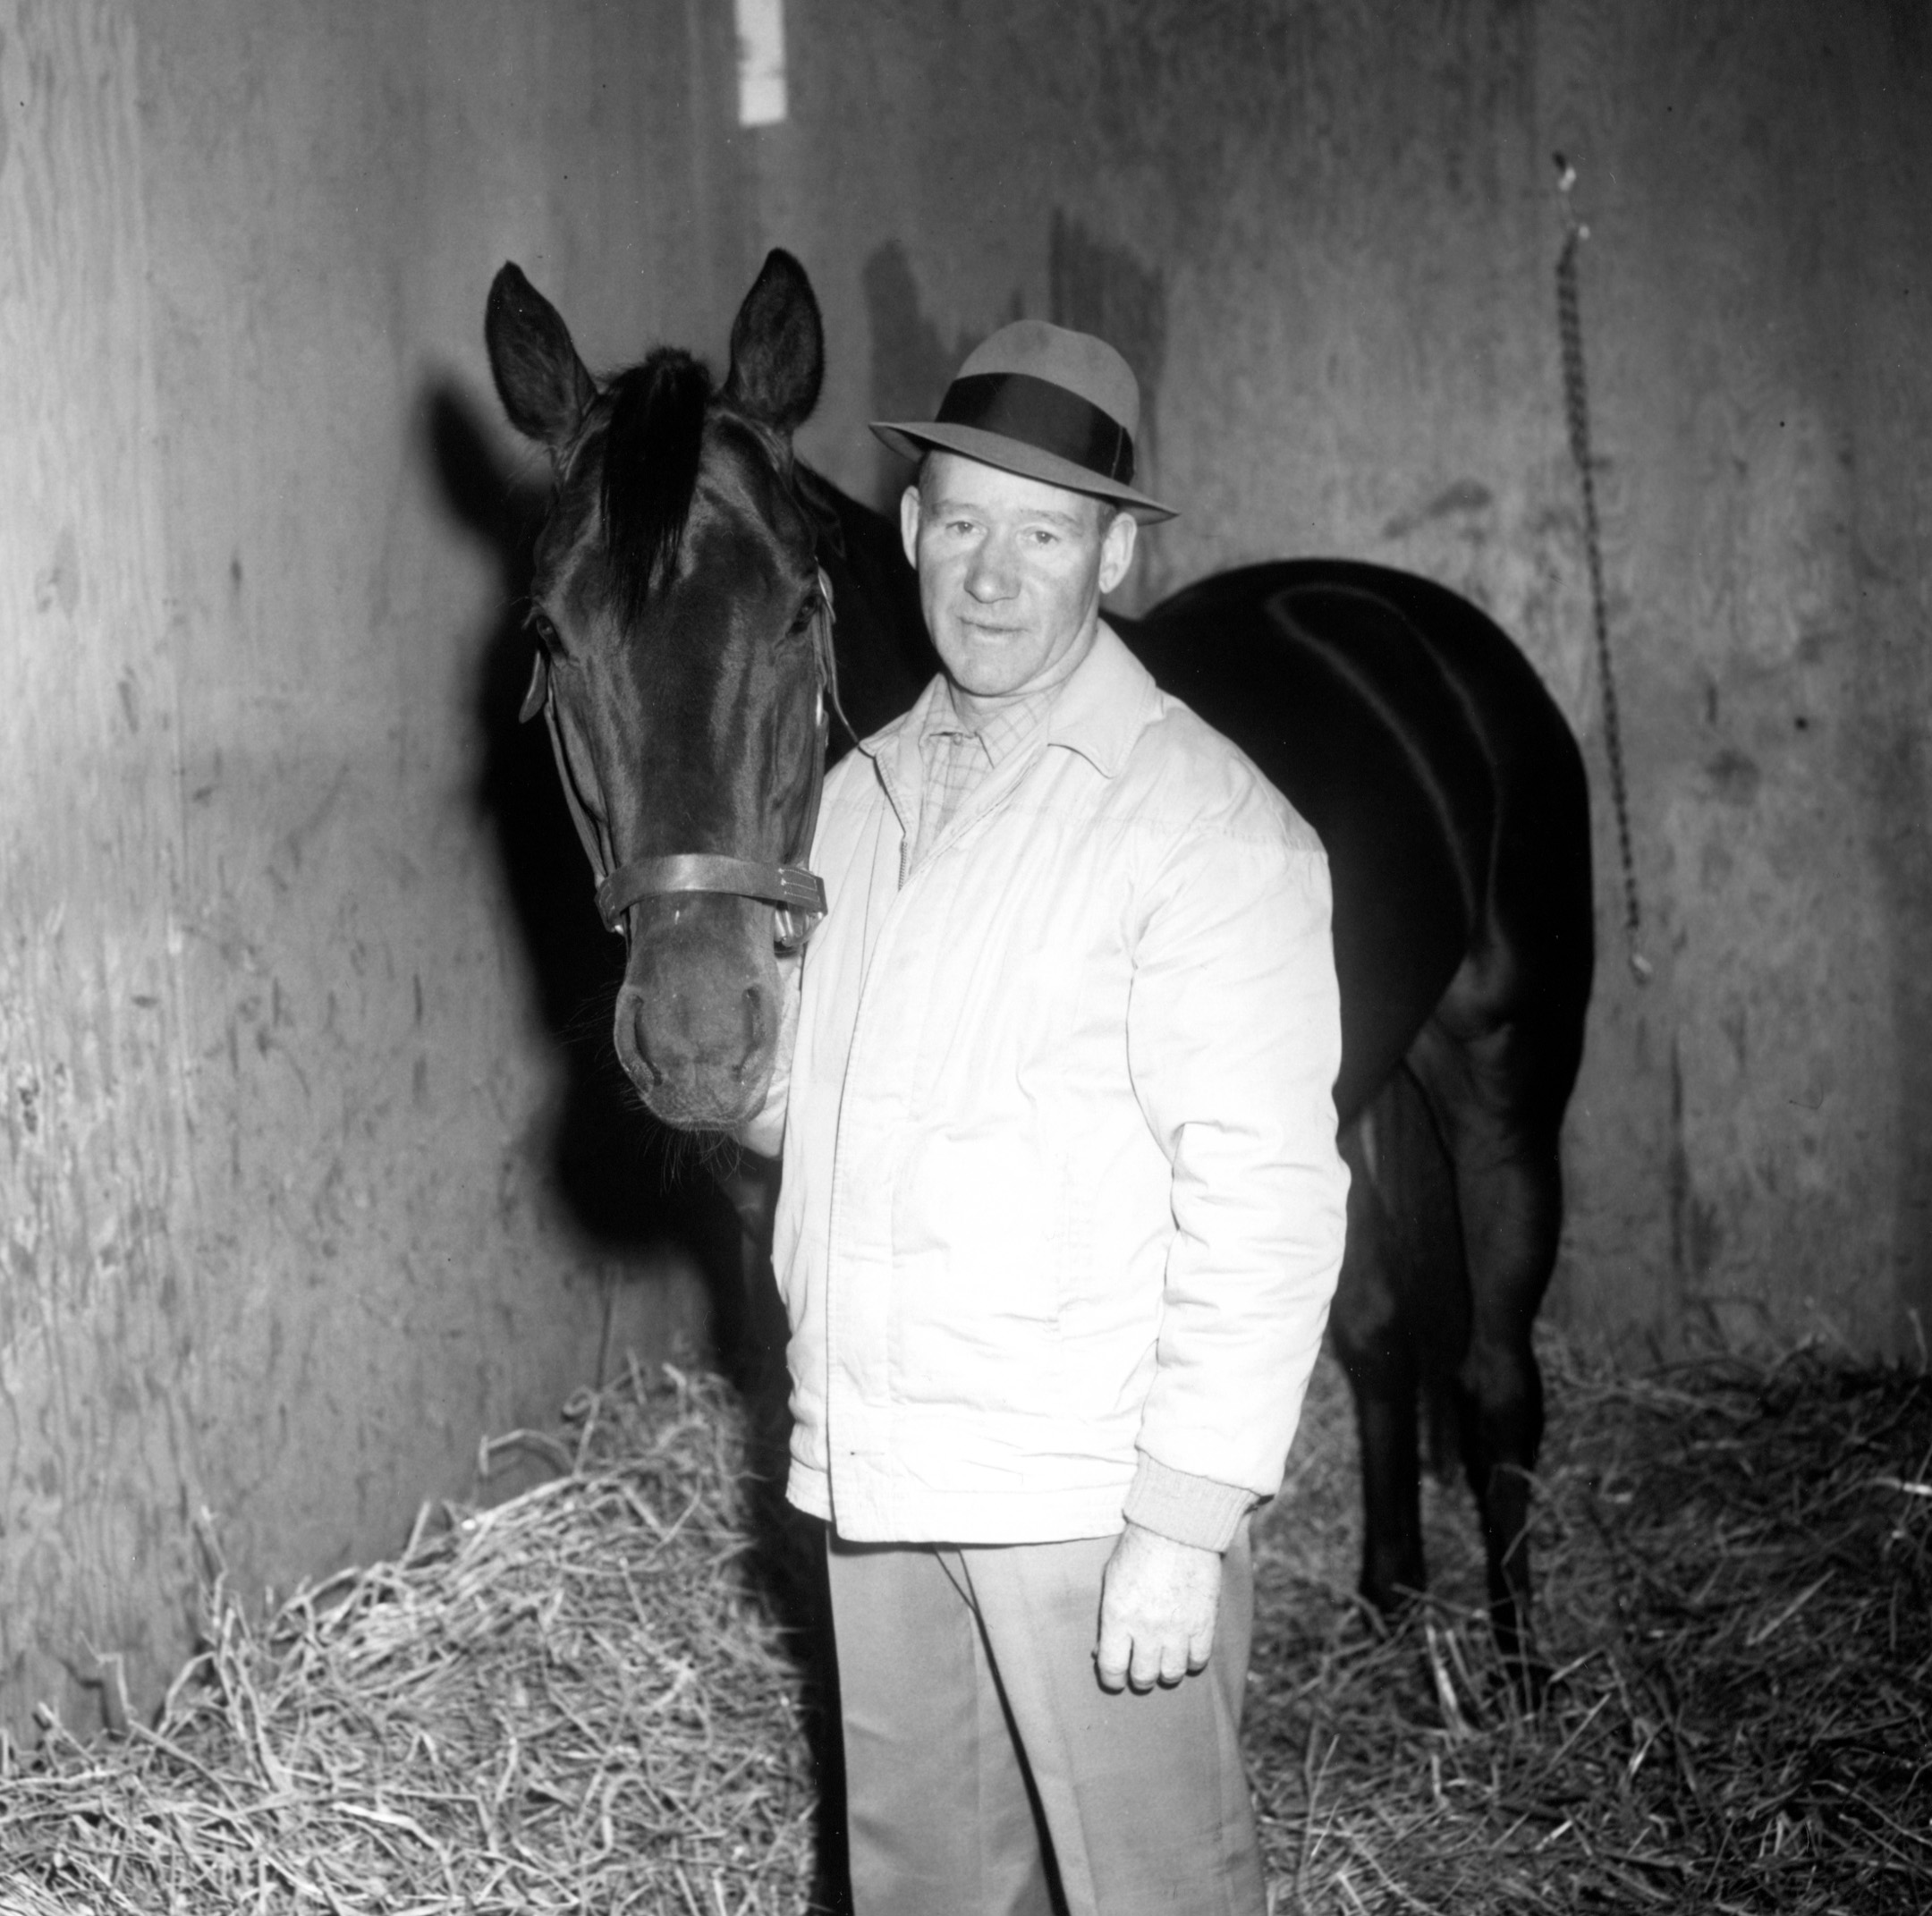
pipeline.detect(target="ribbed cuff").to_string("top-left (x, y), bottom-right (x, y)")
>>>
top-left (1122, 1453), bottom-right (1256, 1553)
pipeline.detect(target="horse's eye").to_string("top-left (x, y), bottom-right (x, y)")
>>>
top-left (787, 590), bottom-right (822, 637)
top-left (528, 609), bottom-right (562, 649)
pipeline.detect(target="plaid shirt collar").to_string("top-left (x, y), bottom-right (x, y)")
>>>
top-left (920, 676), bottom-right (1057, 768)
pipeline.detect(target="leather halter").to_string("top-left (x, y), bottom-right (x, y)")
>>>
top-left (521, 568), bottom-right (836, 954)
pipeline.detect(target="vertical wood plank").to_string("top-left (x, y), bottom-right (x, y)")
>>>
top-left (0, 0), bottom-right (199, 1734)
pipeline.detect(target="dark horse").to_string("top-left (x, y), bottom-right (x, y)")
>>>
top-left (483, 250), bottom-right (1594, 1681)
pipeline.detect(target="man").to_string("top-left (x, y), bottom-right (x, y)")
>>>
top-left (742, 319), bottom-right (1348, 1914)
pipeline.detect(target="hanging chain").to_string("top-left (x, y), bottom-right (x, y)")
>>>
top-left (1555, 157), bottom-right (1651, 985)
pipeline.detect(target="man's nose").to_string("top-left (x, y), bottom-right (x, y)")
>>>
top-left (965, 534), bottom-right (1018, 601)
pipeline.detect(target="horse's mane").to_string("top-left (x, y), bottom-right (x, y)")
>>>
top-left (598, 348), bottom-right (713, 626)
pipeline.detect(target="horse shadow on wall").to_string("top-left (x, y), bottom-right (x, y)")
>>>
top-left (419, 378), bottom-right (783, 1393)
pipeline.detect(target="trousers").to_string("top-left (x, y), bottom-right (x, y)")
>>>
top-left (824, 1523), bottom-right (1267, 1916)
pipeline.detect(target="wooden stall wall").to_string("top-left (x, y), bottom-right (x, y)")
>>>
top-left (0, 0), bottom-right (747, 1741)
top-left (752, 0), bottom-right (1931, 1361)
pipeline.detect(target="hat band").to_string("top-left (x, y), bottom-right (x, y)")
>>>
top-left (936, 372), bottom-right (1136, 486)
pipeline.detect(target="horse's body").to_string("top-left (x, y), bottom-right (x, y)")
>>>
top-left (1126, 566), bottom-right (1593, 1667)
top-left (486, 250), bottom-right (1593, 1677)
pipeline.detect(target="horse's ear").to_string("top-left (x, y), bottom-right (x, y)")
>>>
top-left (723, 250), bottom-right (824, 435)
top-left (486, 262), bottom-right (597, 454)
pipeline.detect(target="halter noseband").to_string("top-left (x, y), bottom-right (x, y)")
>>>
top-left (521, 568), bottom-right (837, 954)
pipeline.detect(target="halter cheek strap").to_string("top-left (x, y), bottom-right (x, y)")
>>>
top-left (524, 568), bottom-right (837, 953)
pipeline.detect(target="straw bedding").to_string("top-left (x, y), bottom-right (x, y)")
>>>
top-left (1249, 1341), bottom-right (1932, 1913)
top-left (1, 1361), bottom-right (825, 1914)
top-left (4, 1339), bottom-right (1928, 1913)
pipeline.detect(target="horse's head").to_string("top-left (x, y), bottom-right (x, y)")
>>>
top-left (485, 252), bottom-right (831, 1131)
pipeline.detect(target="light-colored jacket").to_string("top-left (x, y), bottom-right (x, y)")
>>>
top-left (748, 623), bottom-right (1348, 1545)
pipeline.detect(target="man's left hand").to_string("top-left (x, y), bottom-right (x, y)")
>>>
top-left (1095, 1522), bottom-right (1221, 1692)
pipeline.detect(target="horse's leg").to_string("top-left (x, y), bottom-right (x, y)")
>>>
top-left (1411, 1017), bottom-right (1566, 1696)
top-left (1329, 1102), bottom-right (1428, 1619)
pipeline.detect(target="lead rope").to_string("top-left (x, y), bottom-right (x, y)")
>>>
top-left (1556, 157), bottom-right (1652, 986)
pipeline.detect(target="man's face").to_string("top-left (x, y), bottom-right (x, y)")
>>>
top-left (901, 452), bottom-right (1137, 701)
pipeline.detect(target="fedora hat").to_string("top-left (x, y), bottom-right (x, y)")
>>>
top-left (871, 319), bottom-right (1176, 522)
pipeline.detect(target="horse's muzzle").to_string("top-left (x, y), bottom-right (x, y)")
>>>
top-left (613, 971), bottom-right (775, 1131)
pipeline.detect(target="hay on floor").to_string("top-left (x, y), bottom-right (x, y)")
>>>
top-left (1249, 1341), bottom-right (1932, 1914)
top-left (1, 1361), bottom-right (820, 1915)
top-left (3, 1337), bottom-right (1928, 1914)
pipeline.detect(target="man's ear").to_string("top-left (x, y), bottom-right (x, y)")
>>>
top-left (900, 484), bottom-right (922, 570)
top-left (1098, 508), bottom-right (1139, 595)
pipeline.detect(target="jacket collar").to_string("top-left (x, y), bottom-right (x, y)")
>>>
top-left (870, 617), bottom-right (1157, 831)
top-left (1045, 620), bottom-right (1158, 779)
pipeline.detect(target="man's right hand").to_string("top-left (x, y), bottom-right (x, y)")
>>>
top-left (1095, 1522), bottom-right (1221, 1692)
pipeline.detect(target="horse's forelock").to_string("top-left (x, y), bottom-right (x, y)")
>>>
top-left (597, 350), bottom-right (714, 626)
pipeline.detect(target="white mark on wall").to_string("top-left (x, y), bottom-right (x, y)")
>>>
top-left (735, 0), bottom-right (786, 127)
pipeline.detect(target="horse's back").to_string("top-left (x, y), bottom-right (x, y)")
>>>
top-left (1123, 560), bottom-right (1591, 1123)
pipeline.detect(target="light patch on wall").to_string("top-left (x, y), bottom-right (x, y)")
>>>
top-left (735, 0), bottom-right (786, 127)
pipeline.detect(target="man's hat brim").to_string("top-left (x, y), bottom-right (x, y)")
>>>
top-left (871, 420), bottom-right (1178, 524)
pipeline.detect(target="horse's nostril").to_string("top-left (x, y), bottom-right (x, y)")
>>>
top-left (733, 985), bottom-right (767, 1084)
top-left (614, 989), bottom-right (665, 1089)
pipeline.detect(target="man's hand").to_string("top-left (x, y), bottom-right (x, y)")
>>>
top-left (1095, 1522), bottom-right (1221, 1692)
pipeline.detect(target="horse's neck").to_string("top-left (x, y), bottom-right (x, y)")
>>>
top-left (812, 471), bottom-right (936, 745)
